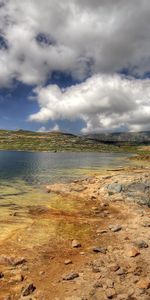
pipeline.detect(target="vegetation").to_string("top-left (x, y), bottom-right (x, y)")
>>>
top-left (0, 129), bottom-right (118, 152)
top-left (0, 129), bottom-right (150, 154)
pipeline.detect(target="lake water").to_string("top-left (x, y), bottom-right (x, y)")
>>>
top-left (0, 151), bottom-right (134, 244)
top-left (0, 151), bottom-right (133, 185)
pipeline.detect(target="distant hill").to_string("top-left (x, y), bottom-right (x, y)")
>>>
top-left (0, 129), bottom-right (117, 152)
top-left (85, 131), bottom-right (150, 145)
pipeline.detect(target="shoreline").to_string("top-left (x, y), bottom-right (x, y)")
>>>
top-left (0, 165), bottom-right (150, 299)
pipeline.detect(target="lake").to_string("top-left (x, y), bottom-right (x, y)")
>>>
top-left (0, 151), bottom-right (134, 185)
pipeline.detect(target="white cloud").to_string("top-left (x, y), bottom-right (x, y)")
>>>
top-left (1, 0), bottom-right (150, 86)
top-left (29, 74), bottom-right (150, 132)
top-left (37, 124), bottom-right (60, 132)
top-left (0, 0), bottom-right (150, 132)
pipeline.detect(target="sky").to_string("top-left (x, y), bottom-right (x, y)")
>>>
top-left (0, 0), bottom-right (150, 134)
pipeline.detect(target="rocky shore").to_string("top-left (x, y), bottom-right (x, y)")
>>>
top-left (0, 166), bottom-right (150, 300)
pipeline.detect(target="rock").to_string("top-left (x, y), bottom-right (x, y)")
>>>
top-left (127, 247), bottom-right (140, 257)
top-left (105, 288), bottom-right (116, 298)
top-left (93, 281), bottom-right (103, 288)
top-left (116, 268), bottom-right (126, 275)
top-left (0, 255), bottom-right (26, 266)
top-left (0, 271), bottom-right (4, 278)
top-left (22, 283), bottom-right (36, 297)
top-left (96, 229), bottom-right (107, 234)
top-left (63, 272), bottom-right (79, 280)
top-left (92, 247), bottom-right (107, 254)
top-left (106, 279), bottom-right (114, 288)
top-left (92, 266), bottom-right (101, 273)
top-left (72, 240), bottom-right (81, 248)
top-left (142, 222), bottom-right (150, 227)
top-left (3, 296), bottom-right (12, 300)
top-left (107, 183), bottom-right (122, 194)
top-left (109, 264), bottom-right (120, 272)
top-left (117, 294), bottom-right (129, 300)
top-left (133, 240), bottom-right (149, 249)
top-left (64, 259), bottom-right (72, 265)
top-left (136, 278), bottom-right (150, 289)
top-left (9, 274), bottom-right (24, 284)
top-left (127, 182), bottom-right (147, 193)
top-left (109, 225), bottom-right (122, 232)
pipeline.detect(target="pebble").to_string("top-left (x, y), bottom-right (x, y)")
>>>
top-left (63, 272), bottom-right (79, 281)
top-left (117, 294), bottom-right (129, 300)
top-left (0, 272), bottom-right (4, 278)
top-left (106, 279), bottom-right (114, 288)
top-left (22, 283), bottom-right (36, 297)
top-left (9, 274), bottom-right (24, 284)
top-left (105, 288), bottom-right (116, 298)
top-left (109, 264), bottom-right (120, 272)
top-left (96, 229), bottom-right (107, 234)
top-left (127, 247), bottom-right (140, 257)
top-left (92, 247), bottom-right (107, 254)
top-left (0, 255), bottom-right (26, 266)
top-left (64, 259), bottom-right (72, 265)
top-left (136, 278), bottom-right (150, 289)
top-left (116, 268), bottom-right (126, 276)
top-left (133, 240), bottom-right (149, 249)
top-left (72, 240), bottom-right (81, 248)
top-left (109, 224), bottom-right (122, 232)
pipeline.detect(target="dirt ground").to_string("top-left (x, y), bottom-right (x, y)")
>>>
top-left (0, 166), bottom-right (150, 300)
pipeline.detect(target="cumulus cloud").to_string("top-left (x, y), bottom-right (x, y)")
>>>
top-left (1, 0), bottom-right (150, 86)
top-left (1, 0), bottom-right (150, 132)
top-left (37, 124), bottom-right (60, 132)
top-left (29, 74), bottom-right (150, 132)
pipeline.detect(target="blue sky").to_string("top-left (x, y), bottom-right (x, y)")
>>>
top-left (0, 0), bottom-right (150, 133)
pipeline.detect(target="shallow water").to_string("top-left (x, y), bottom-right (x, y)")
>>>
top-left (0, 151), bottom-right (134, 246)
top-left (0, 151), bottom-right (133, 184)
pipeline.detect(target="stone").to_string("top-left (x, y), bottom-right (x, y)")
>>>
top-left (127, 247), bottom-right (140, 257)
top-left (109, 263), bottom-right (120, 272)
top-left (63, 272), bottom-right (79, 281)
top-left (127, 182), bottom-right (147, 193)
top-left (109, 225), bottom-right (122, 232)
top-left (106, 279), bottom-right (114, 288)
top-left (22, 283), bottom-right (36, 297)
top-left (105, 288), bottom-right (116, 298)
top-left (133, 240), bottom-right (149, 249)
top-left (96, 229), bottom-right (107, 234)
top-left (72, 240), bottom-right (81, 248)
top-left (92, 247), bottom-right (107, 254)
top-left (137, 278), bottom-right (150, 289)
top-left (117, 294), bottom-right (129, 300)
top-left (9, 274), bottom-right (24, 284)
top-left (116, 268), bottom-right (126, 276)
top-left (0, 255), bottom-right (26, 266)
top-left (92, 266), bottom-right (101, 273)
top-left (142, 222), bottom-right (150, 227)
top-left (107, 183), bottom-right (122, 194)
top-left (64, 259), bottom-right (72, 265)
top-left (93, 281), bottom-right (103, 288)
top-left (0, 271), bottom-right (4, 278)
